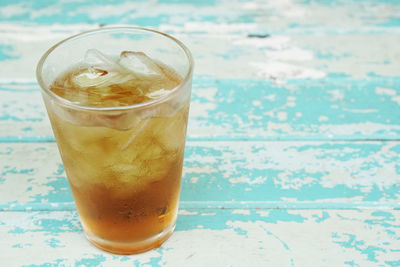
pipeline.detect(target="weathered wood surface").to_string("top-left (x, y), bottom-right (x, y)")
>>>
top-left (2, 209), bottom-right (400, 266)
top-left (1, 142), bottom-right (399, 211)
top-left (2, 77), bottom-right (400, 141)
top-left (1, 0), bottom-right (400, 266)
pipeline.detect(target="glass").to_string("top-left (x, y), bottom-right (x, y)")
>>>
top-left (36, 27), bottom-right (193, 254)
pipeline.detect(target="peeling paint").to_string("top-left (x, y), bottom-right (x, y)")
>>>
top-left (1, 0), bottom-right (400, 265)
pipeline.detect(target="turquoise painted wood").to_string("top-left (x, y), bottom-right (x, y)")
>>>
top-left (1, 77), bottom-right (400, 141)
top-left (1, 142), bottom-right (399, 211)
top-left (0, 0), bottom-right (399, 266)
top-left (1, 209), bottom-right (400, 266)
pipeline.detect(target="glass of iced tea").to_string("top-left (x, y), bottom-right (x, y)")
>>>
top-left (36, 27), bottom-right (193, 254)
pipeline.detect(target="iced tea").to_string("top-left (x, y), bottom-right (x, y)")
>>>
top-left (42, 45), bottom-right (191, 254)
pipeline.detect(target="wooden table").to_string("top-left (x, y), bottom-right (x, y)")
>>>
top-left (1, 0), bottom-right (400, 266)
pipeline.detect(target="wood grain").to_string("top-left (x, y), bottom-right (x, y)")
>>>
top-left (1, 209), bottom-right (399, 266)
top-left (1, 142), bottom-right (399, 211)
top-left (1, 0), bottom-right (399, 265)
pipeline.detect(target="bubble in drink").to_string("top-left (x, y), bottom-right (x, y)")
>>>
top-left (46, 49), bottom-right (190, 253)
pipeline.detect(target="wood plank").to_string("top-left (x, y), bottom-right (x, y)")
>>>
top-left (0, 0), bottom-right (399, 34)
top-left (1, 0), bottom-right (399, 266)
top-left (1, 142), bottom-right (399, 210)
top-left (1, 75), bottom-right (399, 141)
top-left (1, 209), bottom-right (399, 266)
top-left (0, 84), bottom-right (51, 141)
top-left (1, 32), bottom-right (400, 81)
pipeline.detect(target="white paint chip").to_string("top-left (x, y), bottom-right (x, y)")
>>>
top-left (252, 100), bottom-right (261, 106)
top-left (229, 176), bottom-right (267, 185)
top-left (342, 108), bottom-right (379, 113)
top-left (190, 177), bottom-right (199, 183)
top-left (376, 88), bottom-right (400, 106)
top-left (265, 47), bottom-right (314, 61)
top-left (251, 61), bottom-right (326, 80)
top-left (189, 101), bottom-right (217, 117)
top-left (178, 210), bottom-right (198, 215)
top-left (194, 87), bottom-right (218, 102)
top-left (201, 213), bottom-right (216, 216)
top-left (256, 211), bottom-right (270, 217)
top-left (0, 3), bottom-right (28, 18)
top-left (277, 112), bottom-right (288, 121)
top-left (376, 88), bottom-right (396, 96)
top-left (232, 209), bottom-right (251, 215)
top-left (318, 116), bottom-right (329, 122)
top-left (183, 167), bottom-right (217, 177)
top-left (327, 90), bottom-right (345, 101)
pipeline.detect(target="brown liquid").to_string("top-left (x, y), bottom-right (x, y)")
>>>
top-left (70, 149), bottom-right (183, 239)
top-left (71, 153), bottom-right (183, 253)
top-left (46, 51), bottom-right (189, 254)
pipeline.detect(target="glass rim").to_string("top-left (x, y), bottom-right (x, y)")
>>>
top-left (36, 26), bottom-right (194, 112)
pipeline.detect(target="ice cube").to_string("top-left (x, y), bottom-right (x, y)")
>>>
top-left (116, 117), bottom-right (150, 150)
top-left (118, 51), bottom-right (165, 77)
top-left (84, 49), bottom-right (121, 71)
top-left (145, 88), bottom-right (170, 99)
top-left (154, 105), bottom-right (189, 151)
top-left (72, 66), bottom-right (134, 88)
top-left (94, 110), bottom-right (151, 131)
top-left (72, 67), bottom-right (110, 87)
top-left (138, 138), bottom-right (165, 160)
top-left (71, 49), bottom-right (132, 88)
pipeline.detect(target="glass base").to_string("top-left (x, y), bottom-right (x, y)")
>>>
top-left (84, 223), bottom-right (176, 255)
